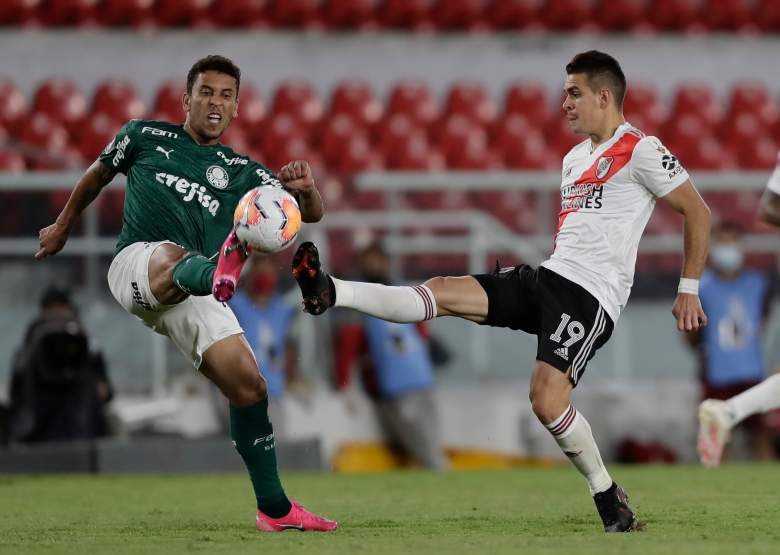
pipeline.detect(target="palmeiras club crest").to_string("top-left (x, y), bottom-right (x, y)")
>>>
top-left (206, 165), bottom-right (230, 189)
top-left (596, 156), bottom-right (614, 179)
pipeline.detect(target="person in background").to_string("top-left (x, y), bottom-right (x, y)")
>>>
top-left (9, 286), bottom-right (113, 443)
top-left (334, 242), bottom-right (448, 470)
top-left (689, 221), bottom-right (776, 465)
top-left (229, 256), bottom-right (299, 437)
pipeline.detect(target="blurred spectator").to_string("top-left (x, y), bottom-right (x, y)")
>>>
top-left (335, 242), bottom-right (448, 470)
top-left (8, 287), bottom-right (113, 443)
top-left (686, 221), bottom-right (777, 461)
top-left (229, 255), bottom-right (301, 437)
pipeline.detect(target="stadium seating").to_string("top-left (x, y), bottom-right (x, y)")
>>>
top-left (0, 0), bottom-right (777, 30)
top-left (4, 77), bottom-right (780, 175)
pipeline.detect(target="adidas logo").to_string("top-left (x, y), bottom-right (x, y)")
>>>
top-left (554, 346), bottom-right (569, 361)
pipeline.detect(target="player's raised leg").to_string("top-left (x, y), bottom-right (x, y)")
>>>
top-left (292, 241), bottom-right (488, 322)
top-left (530, 362), bottom-right (636, 532)
top-left (698, 374), bottom-right (780, 468)
top-left (200, 334), bottom-right (337, 532)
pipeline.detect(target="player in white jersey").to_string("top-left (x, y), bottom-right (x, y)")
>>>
top-left (697, 152), bottom-right (780, 468)
top-left (288, 51), bottom-right (712, 532)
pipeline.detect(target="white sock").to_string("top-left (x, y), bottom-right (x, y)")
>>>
top-left (545, 405), bottom-right (613, 495)
top-left (726, 374), bottom-right (780, 425)
top-left (332, 278), bottom-right (437, 323)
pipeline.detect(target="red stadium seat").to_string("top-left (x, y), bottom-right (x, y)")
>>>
top-left (677, 137), bottom-right (732, 170)
top-left (663, 113), bottom-right (716, 156)
top-left (0, 79), bottom-right (29, 132)
top-left (261, 136), bottom-right (322, 174)
top-left (719, 112), bottom-right (767, 153)
top-left (754, 0), bottom-right (780, 32)
top-left (646, 0), bottom-right (702, 31)
top-left (211, 0), bottom-right (269, 27)
top-left (267, 0), bottom-right (322, 28)
top-left (98, 0), bottom-right (156, 27)
top-left (435, 113), bottom-right (488, 160)
top-left (255, 113), bottom-right (308, 154)
top-left (155, 0), bottom-right (213, 27)
top-left (385, 134), bottom-right (446, 170)
top-left (540, 0), bottom-right (593, 30)
top-left (33, 78), bottom-right (88, 132)
top-left (430, 0), bottom-right (489, 31)
top-left (544, 116), bottom-right (580, 159)
top-left (330, 80), bottom-right (383, 127)
top-left (503, 82), bottom-right (549, 127)
top-left (92, 79), bottom-right (146, 122)
top-left (233, 83), bottom-right (267, 133)
top-left (445, 81), bottom-right (496, 126)
top-left (733, 136), bottom-right (778, 170)
top-left (670, 83), bottom-right (720, 125)
top-left (153, 80), bottom-right (186, 122)
top-left (725, 82), bottom-right (778, 127)
top-left (485, 0), bottom-right (539, 29)
top-left (445, 133), bottom-right (501, 170)
top-left (623, 83), bottom-right (664, 130)
top-left (319, 114), bottom-right (369, 165)
top-left (329, 134), bottom-right (384, 174)
top-left (219, 125), bottom-right (252, 155)
top-left (0, 149), bottom-right (26, 172)
top-left (376, 113), bottom-right (425, 155)
top-left (44, 0), bottom-right (99, 26)
top-left (378, 0), bottom-right (432, 30)
top-left (0, 0), bottom-right (42, 25)
top-left (591, 0), bottom-right (647, 31)
top-left (322, 0), bottom-right (377, 29)
top-left (19, 113), bottom-right (70, 152)
top-left (493, 122), bottom-right (552, 170)
top-left (624, 113), bottom-right (661, 139)
top-left (271, 80), bottom-right (324, 129)
top-left (702, 0), bottom-right (753, 31)
top-left (77, 113), bottom-right (122, 161)
top-left (387, 80), bottom-right (439, 127)
top-left (472, 191), bottom-right (539, 233)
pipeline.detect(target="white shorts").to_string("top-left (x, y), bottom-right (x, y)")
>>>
top-left (107, 240), bottom-right (244, 368)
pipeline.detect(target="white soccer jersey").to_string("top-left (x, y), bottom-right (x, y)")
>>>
top-left (541, 122), bottom-right (689, 324)
top-left (767, 150), bottom-right (780, 194)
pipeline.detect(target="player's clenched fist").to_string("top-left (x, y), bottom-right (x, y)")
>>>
top-left (35, 222), bottom-right (71, 259)
top-left (672, 293), bottom-right (708, 332)
top-left (279, 160), bottom-right (315, 193)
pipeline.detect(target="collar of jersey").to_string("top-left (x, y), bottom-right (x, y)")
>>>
top-left (588, 121), bottom-right (630, 156)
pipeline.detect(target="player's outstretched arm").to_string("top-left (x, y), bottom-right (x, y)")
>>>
top-left (35, 160), bottom-right (116, 259)
top-left (661, 179), bottom-right (711, 332)
top-left (278, 160), bottom-right (323, 223)
top-left (758, 189), bottom-right (780, 228)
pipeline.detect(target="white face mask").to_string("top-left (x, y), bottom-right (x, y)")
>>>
top-left (710, 244), bottom-right (744, 273)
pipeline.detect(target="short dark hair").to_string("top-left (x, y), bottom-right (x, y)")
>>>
top-left (186, 55), bottom-right (241, 96)
top-left (566, 50), bottom-right (626, 109)
top-left (40, 286), bottom-right (71, 309)
top-left (714, 220), bottom-right (743, 236)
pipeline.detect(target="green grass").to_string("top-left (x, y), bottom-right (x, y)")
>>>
top-left (1, 465), bottom-right (779, 554)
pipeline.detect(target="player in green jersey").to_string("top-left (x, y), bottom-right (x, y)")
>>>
top-left (35, 55), bottom-right (337, 533)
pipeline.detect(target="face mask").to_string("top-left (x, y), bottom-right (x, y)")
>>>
top-left (251, 273), bottom-right (277, 296)
top-left (710, 244), bottom-right (743, 273)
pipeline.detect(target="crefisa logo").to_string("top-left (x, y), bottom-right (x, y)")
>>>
top-left (206, 165), bottom-right (229, 189)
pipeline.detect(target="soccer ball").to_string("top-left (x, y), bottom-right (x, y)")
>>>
top-left (233, 186), bottom-right (302, 253)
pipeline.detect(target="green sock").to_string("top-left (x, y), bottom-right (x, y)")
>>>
top-left (230, 399), bottom-right (292, 518)
top-left (171, 254), bottom-right (216, 296)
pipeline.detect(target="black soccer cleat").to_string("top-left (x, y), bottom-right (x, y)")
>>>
top-left (593, 482), bottom-right (638, 532)
top-left (292, 241), bottom-right (335, 315)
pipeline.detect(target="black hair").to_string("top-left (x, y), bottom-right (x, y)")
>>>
top-left (40, 286), bottom-right (71, 309)
top-left (566, 50), bottom-right (626, 109)
top-left (714, 220), bottom-right (743, 236)
top-left (186, 55), bottom-right (241, 96)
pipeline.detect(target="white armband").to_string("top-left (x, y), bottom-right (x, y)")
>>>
top-left (677, 278), bottom-right (699, 296)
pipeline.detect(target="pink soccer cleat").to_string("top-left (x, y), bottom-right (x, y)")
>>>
top-left (255, 500), bottom-right (338, 532)
top-left (697, 399), bottom-right (734, 469)
top-left (212, 228), bottom-right (251, 302)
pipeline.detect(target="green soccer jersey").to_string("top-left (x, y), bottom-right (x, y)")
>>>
top-left (99, 119), bottom-right (282, 258)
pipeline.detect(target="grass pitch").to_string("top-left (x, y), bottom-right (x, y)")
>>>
top-left (1, 464), bottom-right (779, 554)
